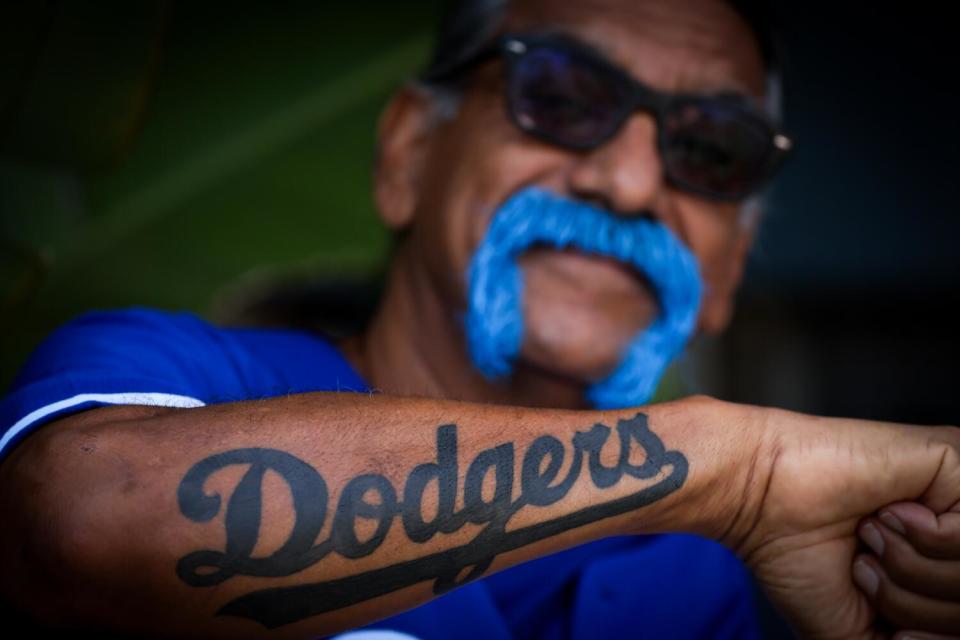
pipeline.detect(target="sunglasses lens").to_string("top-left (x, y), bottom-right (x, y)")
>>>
top-left (509, 47), bottom-right (628, 148)
top-left (506, 40), bottom-right (780, 199)
top-left (662, 100), bottom-right (773, 199)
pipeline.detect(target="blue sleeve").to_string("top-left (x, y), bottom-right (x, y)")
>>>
top-left (0, 308), bottom-right (243, 460)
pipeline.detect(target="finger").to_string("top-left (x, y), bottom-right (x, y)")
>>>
top-left (859, 518), bottom-right (960, 599)
top-left (880, 503), bottom-right (960, 560)
top-left (853, 554), bottom-right (960, 634)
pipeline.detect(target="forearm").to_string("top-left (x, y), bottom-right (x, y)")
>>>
top-left (0, 392), bottom-right (768, 638)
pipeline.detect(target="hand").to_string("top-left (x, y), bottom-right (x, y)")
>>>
top-left (855, 501), bottom-right (960, 638)
top-left (726, 405), bottom-right (960, 639)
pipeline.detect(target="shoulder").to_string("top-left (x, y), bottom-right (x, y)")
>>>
top-left (15, 308), bottom-right (223, 378)
top-left (1, 307), bottom-right (367, 461)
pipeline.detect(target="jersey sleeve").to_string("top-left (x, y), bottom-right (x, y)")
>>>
top-left (0, 308), bottom-right (239, 461)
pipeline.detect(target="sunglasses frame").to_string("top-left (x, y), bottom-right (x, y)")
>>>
top-left (430, 31), bottom-right (794, 203)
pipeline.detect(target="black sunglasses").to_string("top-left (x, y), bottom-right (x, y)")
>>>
top-left (431, 32), bottom-right (793, 202)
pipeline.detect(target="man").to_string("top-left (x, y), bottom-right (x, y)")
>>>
top-left (1, 0), bottom-right (958, 638)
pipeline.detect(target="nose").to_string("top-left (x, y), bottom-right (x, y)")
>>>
top-left (567, 112), bottom-right (667, 218)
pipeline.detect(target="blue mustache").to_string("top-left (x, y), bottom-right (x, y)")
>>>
top-left (465, 187), bottom-right (703, 408)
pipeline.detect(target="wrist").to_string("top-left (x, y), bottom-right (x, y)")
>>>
top-left (617, 396), bottom-right (776, 549)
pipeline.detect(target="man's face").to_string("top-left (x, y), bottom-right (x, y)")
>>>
top-left (377, 0), bottom-right (768, 386)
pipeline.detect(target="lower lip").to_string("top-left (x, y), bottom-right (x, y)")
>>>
top-left (521, 247), bottom-right (657, 298)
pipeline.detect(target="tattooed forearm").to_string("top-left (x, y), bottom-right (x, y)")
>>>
top-left (176, 413), bottom-right (687, 628)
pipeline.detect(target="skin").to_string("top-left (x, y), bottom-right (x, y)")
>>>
top-left (348, 0), bottom-right (762, 406)
top-left (346, 0), bottom-right (960, 635)
top-left (0, 1), bottom-right (958, 639)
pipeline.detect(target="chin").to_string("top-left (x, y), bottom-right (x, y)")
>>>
top-left (518, 293), bottom-right (652, 379)
top-left (518, 327), bottom-right (632, 385)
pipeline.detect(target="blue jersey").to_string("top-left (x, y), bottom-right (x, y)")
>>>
top-left (0, 308), bottom-right (761, 640)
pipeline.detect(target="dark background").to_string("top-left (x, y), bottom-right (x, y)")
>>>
top-left (1, 2), bottom-right (958, 638)
top-left (690, 3), bottom-right (960, 428)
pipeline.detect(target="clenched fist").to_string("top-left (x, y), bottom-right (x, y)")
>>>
top-left (727, 405), bottom-right (960, 639)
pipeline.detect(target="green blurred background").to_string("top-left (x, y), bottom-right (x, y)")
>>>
top-left (0, 1), bottom-right (439, 390)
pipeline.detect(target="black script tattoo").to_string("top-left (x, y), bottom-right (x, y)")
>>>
top-left (176, 413), bottom-right (686, 628)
